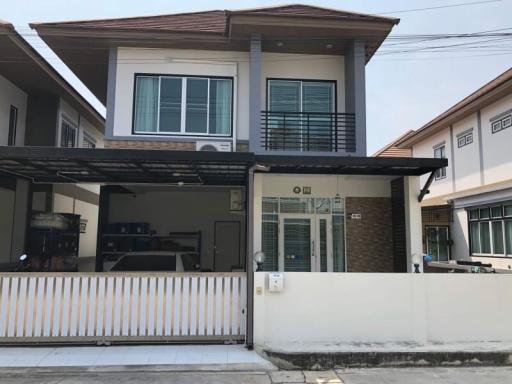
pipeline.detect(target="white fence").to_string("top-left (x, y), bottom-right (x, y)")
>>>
top-left (0, 273), bottom-right (246, 343)
top-left (254, 272), bottom-right (512, 347)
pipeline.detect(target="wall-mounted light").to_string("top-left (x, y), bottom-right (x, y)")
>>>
top-left (254, 251), bottom-right (265, 272)
top-left (276, 41), bottom-right (284, 47)
top-left (326, 44), bottom-right (333, 49)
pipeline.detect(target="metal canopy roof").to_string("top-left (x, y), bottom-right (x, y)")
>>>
top-left (0, 147), bottom-right (255, 186)
top-left (255, 155), bottom-right (447, 176)
top-left (0, 147), bottom-right (447, 185)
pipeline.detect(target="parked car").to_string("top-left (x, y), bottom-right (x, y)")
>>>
top-left (105, 251), bottom-right (199, 272)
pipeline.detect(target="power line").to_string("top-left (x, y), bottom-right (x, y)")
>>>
top-left (377, 0), bottom-right (503, 14)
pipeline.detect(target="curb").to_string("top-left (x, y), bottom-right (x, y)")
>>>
top-left (263, 350), bottom-right (512, 370)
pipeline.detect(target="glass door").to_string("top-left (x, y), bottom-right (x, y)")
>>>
top-left (279, 215), bottom-right (333, 272)
top-left (426, 226), bottom-right (450, 261)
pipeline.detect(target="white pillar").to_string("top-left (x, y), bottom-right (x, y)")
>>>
top-left (404, 176), bottom-right (423, 273)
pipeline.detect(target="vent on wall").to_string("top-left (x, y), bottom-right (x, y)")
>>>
top-left (196, 141), bottom-right (232, 152)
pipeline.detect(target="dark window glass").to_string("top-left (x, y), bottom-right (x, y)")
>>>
top-left (8, 106), bottom-right (17, 146)
top-left (185, 78), bottom-right (208, 133)
top-left (492, 221), bottom-right (504, 254)
top-left (60, 119), bottom-right (77, 148)
top-left (160, 77), bottom-right (182, 132)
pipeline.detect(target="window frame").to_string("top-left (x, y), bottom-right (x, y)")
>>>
top-left (131, 73), bottom-right (234, 138)
top-left (433, 144), bottom-right (447, 180)
top-left (490, 111), bottom-right (512, 134)
top-left (467, 202), bottom-right (512, 258)
top-left (456, 129), bottom-right (473, 148)
top-left (8, 105), bottom-right (17, 146)
top-left (82, 132), bottom-right (96, 149)
top-left (60, 115), bottom-right (78, 148)
top-left (265, 78), bottom-right (337, 114)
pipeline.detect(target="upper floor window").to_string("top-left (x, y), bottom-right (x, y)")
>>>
top-left (267, 79), bottom-right (335, 113)
top-left (133, 75), bottom-right (233, 136)
top-left (491, 112), bottom-right (511, 134)
top-left (433, 144), bottom-right (446, 180)
top-left (8, 105), bottom-right (17, 146)
top-left (457, 129), bottom-right (473, 148)
top-left (60, 117), bottom-right (77, 148)
top-left (468, 203), bottom-right (512, 257)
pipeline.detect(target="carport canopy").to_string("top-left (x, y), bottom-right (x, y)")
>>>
top-left (0, 147), bottom-right (447, 186)
top-left (0, 147), bottom-right (255, 186)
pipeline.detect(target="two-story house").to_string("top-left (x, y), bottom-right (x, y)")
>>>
top-left (0, 5), bottom-right (447, 347)
top-left (0, 21), bottom-right (105, 267)
top-left (379, 67), bottom-right (512, 270)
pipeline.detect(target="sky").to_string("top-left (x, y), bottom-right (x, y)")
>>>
top-left (3, 0), bottom-right (512, 153)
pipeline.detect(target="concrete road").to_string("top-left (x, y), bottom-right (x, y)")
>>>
top-left (2, 367), bottom-right (512, 383)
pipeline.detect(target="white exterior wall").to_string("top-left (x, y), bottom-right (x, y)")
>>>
top-left (413, 129), bottom-right (453, 200)
top-left (253, 273), bottom-right (512, 346)
top-left (480, 93), bottom-right (512, 185)
top-left (0, 74), bottom-right (27, 146)
top-left (452, 113), bottom-right (480, 191)
top-left (112, 47), bottom-right (345, 142)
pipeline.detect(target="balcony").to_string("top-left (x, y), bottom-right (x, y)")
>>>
top-left (260, 111), bottom-right (356, 153)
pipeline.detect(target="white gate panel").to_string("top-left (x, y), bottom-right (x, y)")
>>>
top-left (0, 273), bottom-right (246, 343)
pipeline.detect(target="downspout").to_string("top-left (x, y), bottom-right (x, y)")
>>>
top-left (245, 163), bottom-right (269, 349)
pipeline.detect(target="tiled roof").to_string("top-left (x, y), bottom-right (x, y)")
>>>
top-left (373, 130), bottom-right (415, 157)
top-left (31, 4), bottom-right (398, 33)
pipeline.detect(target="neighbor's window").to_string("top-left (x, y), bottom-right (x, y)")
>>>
top-left (457, 129), bottom-right (473, 148)
top-left (434, 144), bottom-right (446, 179)
top-left (8, 105), bottom-right (17, 146)
top-left (133, 75), bottom-right (233, 136)
top-left (60, 117), bottom-right (77, 148)
top-left (468, 203), bottom-right (512, 257)
top-left (82, 133), bottom-right (96, 149)
top-left (491, 112), bottom-right (512, 134)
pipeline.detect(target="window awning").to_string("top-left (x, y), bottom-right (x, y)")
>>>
top-left (0, 147), bottom-right (447, 186)
top-left (0, 147), bottom-right (255, 186)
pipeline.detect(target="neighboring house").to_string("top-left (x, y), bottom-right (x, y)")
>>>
top-left (0, 5), bottom-right (453, 348)
top-left (0, 22), bottom-right (105, 265)
top-left (381, 67), bottom-right (512, 269)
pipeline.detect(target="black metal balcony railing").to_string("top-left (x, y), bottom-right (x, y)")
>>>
top-left (260, 111), bottom-right (356, 152)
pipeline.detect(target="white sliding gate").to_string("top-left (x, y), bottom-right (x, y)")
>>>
top-left (0, 272), bottom-right (246, 344)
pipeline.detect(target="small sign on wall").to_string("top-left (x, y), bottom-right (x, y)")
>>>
top-left (80, 218), bottom-right (88, 233)
top-left (350, 213), bottom-right (362, 220)
top-left (292, 186), bottom-right (312, 195)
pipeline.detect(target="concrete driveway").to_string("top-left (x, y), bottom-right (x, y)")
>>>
top-left (2, 367), bottom-right (512, 383)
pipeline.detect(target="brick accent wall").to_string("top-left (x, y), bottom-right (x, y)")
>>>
top-left (104, 140), bottom-right (249, 152)
top-left (345, 197), bottom-right (394, 272)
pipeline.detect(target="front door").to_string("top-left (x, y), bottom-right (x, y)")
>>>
top-left (214, 221), bottom-right (241, 271)
top-left (279, 215), bottom-right (332, 272)
top-left (426, 225), bottom-right (450, 261)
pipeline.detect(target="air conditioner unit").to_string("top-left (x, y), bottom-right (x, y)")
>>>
top-left (196, 141), bottom-right (232, 152)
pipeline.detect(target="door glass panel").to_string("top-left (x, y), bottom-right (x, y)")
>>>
top-left (269, 81), bottom-right (300, 112)
top-left (159, 78), bottom-right (182, 132)
top-left (470, 222), bottom-right (480, 254)
top-left (283, 218), bottom-right (311, 272)
top-left (303, 82), bottom-right (333, 152)
top-left (426, 227), bottom-right (439, 261)
top-left (185, 78), bottom-right (208, 133)
top-left (280, 198), bottom-right (314, 214)
top-left (438, 227), bottom-right (449, 261)
top-left (319, 219), bottom-right (327, 272)
top-left (492, 221), bottom-right (505, 254)
top-left (332, 215), bottom-right (345, 272)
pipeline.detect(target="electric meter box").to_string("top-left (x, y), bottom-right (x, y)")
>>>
top-left (268, 273), bottom-right (284, 292)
